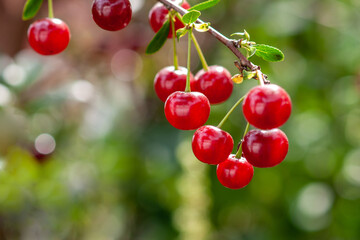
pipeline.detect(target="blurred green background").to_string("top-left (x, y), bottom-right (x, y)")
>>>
top-left (0, 0), bottom-right (359, 239)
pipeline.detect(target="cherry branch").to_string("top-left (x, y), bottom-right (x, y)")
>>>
top-left (157, 0), bottom-right (259, 71)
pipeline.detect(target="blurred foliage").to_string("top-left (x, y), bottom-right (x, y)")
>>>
top-left (0, 0), bottom-right (359, 239)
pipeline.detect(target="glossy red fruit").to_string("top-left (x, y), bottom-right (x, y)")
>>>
top-left (27, 18), bottom-right (70, 55)
top-left (92, 0), bottom-right (132, 31)
top-left (192, 65), bottom-right (233, 104)
top-left (154, 66), bottom-right (194, 102)
top-left (216, 154), bottom-right (254, 189)
top-left (243, 84), bottom-right (292, 130)
top-left (149, 0), bottom-right (190, 38)
top-left (164, 91), bottom-right (210, 130)
top-left (242, 129), bottom-right (289, 168)
top-left (192, 125), bottom-right (234, 165)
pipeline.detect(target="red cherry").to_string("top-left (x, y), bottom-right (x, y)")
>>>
top-left (154, 66), bottom-right (194, 102)
top-left (92, 0), bottom-right (132, 31)
top-left (192, 65), bottom-right (233, 104)
top-left (27, 18), bottom-right (70, 55)
top-left (242, 84), bottom-right (292, 130)
top-left (216, 154), bottom-right (254, 189)
top-left (149, 0), bottom-right (190, 38)
top-left (164, 91), bottom-right (210, 130)
top-left (192, 125), bottom-right (234, 165)
top-left (242, 129), bottom-right (289, 168)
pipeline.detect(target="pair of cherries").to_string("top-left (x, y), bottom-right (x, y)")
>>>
top-left (27, 0), bottom-right (132, 55)
top-left (192, 84), bottom-right (291, 189)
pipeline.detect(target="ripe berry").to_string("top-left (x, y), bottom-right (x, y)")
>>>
top-left (164, 91), bottom-right (210, 130)
top-left (192, 125), bottom-right (234, 165)
top-left (149, 0), bottom-right (190, 38)
top-left (27, 18), bottom-right (70, 55)
top-left (192, 65), bottom-right (233, 104)
top-left (154, 66), bottom-right (194, 102)
top-left (242, 129), bottom-right (289, 168)
top-left (216, 154), bottom-right (254, 189)
top-left (92, 0), bottom-right (132, 31)
top-left (243, 84), bottom-right (292, 130)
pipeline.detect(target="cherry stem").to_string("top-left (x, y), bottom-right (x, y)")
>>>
top-left (235, 122), bottom-right (250, 159)
top-left (191, 32), bottom-right (209, 71)
top-left (170, 13), bottom-right (179, 70)
top-left (48, 0), bottom-right (54, 18)
top-left (157, 0), bottom-right (259, 72)
top-left (217, 95), bottom-right (245, 129)
top-left (256, 70), bottom-right (265, 86)
top-left (185, 27), bottom-right (193, 92)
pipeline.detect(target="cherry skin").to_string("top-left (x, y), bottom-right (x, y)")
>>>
top-left (192, 125), bottom-right (234, 165)
top-left (149, 0), bottom-right (190, 38)
top-left (192, 65), bottom-right (233, 104)
top-left (27, 18), bottom-right (70, 55)
top-left (154, 66), bottom-right (194, 102)
top-left (242, 84), bottom-right (292, 130)
top-left (242, 129), bottom-right (289, 168)
top-left (92, 0), bottom-right (132, 31)
top-left (164, 91), bottom-right (210, 130)
top-left (216, 154), bottom-right (254, 189)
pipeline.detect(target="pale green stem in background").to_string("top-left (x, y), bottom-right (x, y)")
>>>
top-left (191, 33), bottom-right (209, 71)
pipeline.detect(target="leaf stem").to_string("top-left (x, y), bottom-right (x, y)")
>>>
top-left (170, 12), bottom-right (179, 70)
top-left (191, 32), bottom-right (208, 71)
top-left (217, 95), bottom-right (245, 129)
top-left (185, 27), bottom-right (193, 92)
top-left (48, 0), bottom-right (54, 18)
top-left (235, 122), bottom-right (250, 158)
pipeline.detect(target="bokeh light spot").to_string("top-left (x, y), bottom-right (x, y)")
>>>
top-left (35, 133), bottom-right (56, 155)
top-left (70, 80), bottom-right (95, 102)
top-left (3, 63), bottom-right (26, 86)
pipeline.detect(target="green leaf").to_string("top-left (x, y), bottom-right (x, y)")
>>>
top-left (254, 44), bottom-right (284, 62)
top-left (176, 27), bottom-right (188, 40)
top-left (182, 10), bottom-right (201, 24)
top-left (22, 0), bottom-right (44, 20)
top-left (146, 20), bottom-right (170, 55)
top-left (189, 0), bottom-right (220, 11)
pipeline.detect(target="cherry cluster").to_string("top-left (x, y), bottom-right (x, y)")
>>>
top-left (196, 84), bottom-right (292, 189)
top-left (149, 1), bottom-right (292, 189)
top-left (159, 74), bottom-right (291, 189)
